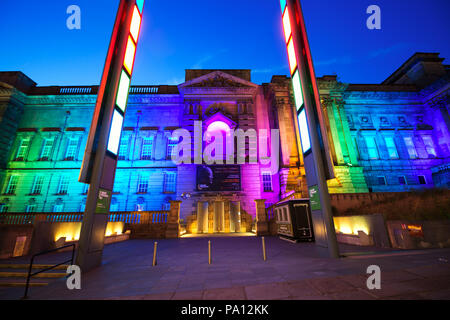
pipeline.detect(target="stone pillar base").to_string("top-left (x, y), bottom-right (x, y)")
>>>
top-left (256, 221), bottom-right (269, 236)
top-left (165, 223), bottom-right (179, 238)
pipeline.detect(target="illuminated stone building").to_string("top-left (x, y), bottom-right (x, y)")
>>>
top-left (0, 52), bottom-right (449, 230)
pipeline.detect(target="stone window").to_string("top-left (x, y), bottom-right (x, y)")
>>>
top-left (262, 172), bottom-right (273, 192)
top-left (65, 137), bottom-right (79, 160)
top-left (418, 175), bottom-right (427, 185)
top-left (398, 176), bottom-right (407, 185)
top-left (365, 136), bottom-right (379, 159)
top-left (137, 174), bottom-right (149, 193)
top-left (40, 138), bottom-right (55, 160)
top-left (384, 136), bottom-right (399, 159)
top-left (0, 202), bottom-right (8, 213)
top-left (53, 203), bottom-right (64, 212)
top-left (118, 136), bottom-right (129, 160)
top-left (5, 176), bottom-right (19, 195)
top-left (377, 176), bottom-right (387, 185)
top-left (422, 136), bottom-right (436, 158)
top-left (26, 204), bottom-right (36, 213)
top-left (57, 176), bottom-right (70, 195)
top-left (31, 175), bottom-right (44, 195)
top-left (141, 137), bottom-right (154, 160)
top-left (15, 137), bottom-right (31, 161)
top-left (403, 137), bottom-right (418, 159)
top-left (163, 172), bottom-right (176, 193)
top-left (166, 137), bottom-right (178, 159)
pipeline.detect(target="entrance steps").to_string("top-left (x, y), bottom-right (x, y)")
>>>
top-left (0, 264), bottom-right (68, 287)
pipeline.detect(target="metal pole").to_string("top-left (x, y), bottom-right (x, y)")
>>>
top-left (152, 242), bottom-right (158, 266)
top-left (262, 237), bottom-right (267, 261)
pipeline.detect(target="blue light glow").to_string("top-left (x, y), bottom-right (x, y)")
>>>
top-left (297, 108), bottom-right (311, 153)
top-left (107, 109), bottom-right (124, 155)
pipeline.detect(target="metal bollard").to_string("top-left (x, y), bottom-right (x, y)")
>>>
top-left (152, 242), bottom-right (158, 266)
top-left (262, 237), bottom-right (267, 261)
top-left (208, 240), bottom-right (212, 264)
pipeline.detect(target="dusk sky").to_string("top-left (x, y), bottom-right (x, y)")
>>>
top-left (0, 0), bottom-right (449, 86)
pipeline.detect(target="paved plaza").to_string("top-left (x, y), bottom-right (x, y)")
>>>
top-left (1, 236), bottom-right (450, 300)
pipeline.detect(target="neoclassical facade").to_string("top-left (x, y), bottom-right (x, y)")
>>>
top-left (0, 52), bottom-right (449, 225)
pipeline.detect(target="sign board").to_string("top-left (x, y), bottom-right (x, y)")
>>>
top-left (95, 188), bottom-right (112, 214)
top-left (308, 185), bottom-right (321, 211)
top-left (196, 165), bottom-right (241, 191)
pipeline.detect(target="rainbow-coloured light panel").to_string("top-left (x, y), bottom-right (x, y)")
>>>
top-left (280, 0), bottom-right (310, 154)
top-left (107, 0), bottom-right (144, 155)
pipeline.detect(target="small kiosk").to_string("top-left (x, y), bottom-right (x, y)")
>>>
top-left (274, 199), bottom-right (314, 242)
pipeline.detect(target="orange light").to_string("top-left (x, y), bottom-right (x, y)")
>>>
top-left (123, 36), bottom-right (136, 75)
top-left (130, 5), bottom-right (142, 43)
top-left (282, 7), bottom-right (291, 44)
top-left (287, 37), bottom-right (297, 74)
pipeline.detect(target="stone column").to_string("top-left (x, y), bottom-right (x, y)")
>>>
top-left (254, 199), bottom-right (269, 236)
top-left (279, 168), bottom-right (289, 198)
top-left (224, 201), bottom-right (231, 233)
top-left (165, 200), bottom-right (181, 238)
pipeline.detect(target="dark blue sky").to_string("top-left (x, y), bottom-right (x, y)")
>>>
top-left (0, 0), bottom-right (449, 86)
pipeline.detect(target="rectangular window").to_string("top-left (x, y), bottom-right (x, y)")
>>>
top-left (365, 137), bottom-right (379, 160)
top-left (53, 204), bottom-right (64, 213)
top-left (418, 175), bottom-right (427, 185)
top-left (398, 176), bottom-right (407, 185)
top-left (166, 137), bottom-right (178, 159)
top-left (40, 138), bottom-right (55, 160)
top-left (65, 137), bottom-right (79, 160)
top-left (118, 136), bottom-right (129, 160)
top-left (377, 176), bottom-right (387, 186)
top-left (16, 138), bottom-right (30, 160)
top-left (422, 136), bottom-right (436, 158)
top-left (163, 172), bottom-right (176, 193)
top-left (403, 137), bottom-right (418, 159)
top-left (5, 176), bottom-right (19, 195)
top-left (384, 136), bottom-right (399, 159)
top-left (57, 176), bottom-right (70, 194)
top-left (262, 172), bottom-right (273, 192)
top-left (162, 202), bottom-right (170, 211)
top-left (141, 137), bottom-right (153, 160)
top-left (31, 175), bottom-right (44, 195)
top-left (26, 204), bottom-right (36, 213)
top-left (0, 204), bottom-right (8, 213)
top-left (137, 174), bottom-right (148, 193)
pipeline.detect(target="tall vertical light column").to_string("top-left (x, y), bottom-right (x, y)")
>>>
top-left (77, 0), bottom-right (144, 271)
top-left (280, 0), bottom-right (339, 258)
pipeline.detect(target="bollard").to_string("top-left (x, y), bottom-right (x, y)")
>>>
top-left (262, 237), bottom-right (267, 261)
top-left (208, 240), bottom-right (212, 264)
top-left (152, 241), bottom-right (158, 266)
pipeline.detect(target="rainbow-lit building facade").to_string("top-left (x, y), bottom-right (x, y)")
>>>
top-left (0, 53), bottom-right (449, 223)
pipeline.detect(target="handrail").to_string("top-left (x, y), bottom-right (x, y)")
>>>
top-left (22, 243), bottom-right (75, 299)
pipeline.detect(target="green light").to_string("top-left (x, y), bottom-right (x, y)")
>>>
top-left (136, 0), bottom-right (144, 14)
top-left (116, 70), bottom-right (130, 113)
top-left (292, 70), bottom-right (304, 110)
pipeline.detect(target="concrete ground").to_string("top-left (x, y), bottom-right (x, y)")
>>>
top-left (1, 236), bottom-right (449, 300)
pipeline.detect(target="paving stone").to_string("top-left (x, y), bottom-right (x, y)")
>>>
top-left (329, 289), bottom-right (377, 300)
top-left (172, 290), bottom-right (204, 300)
top-left (244, 282), bottom-right (290, 300)
top-left (307, 277), bottom-right (356, 294)
top-left (203, 287), bottom-right (246, 300)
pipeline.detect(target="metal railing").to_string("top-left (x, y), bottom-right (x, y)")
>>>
top-left (22, 243), bottom-right (75, 299)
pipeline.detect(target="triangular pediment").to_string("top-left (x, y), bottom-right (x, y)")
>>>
top-left (179, 71), bottom-right (258, 89)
